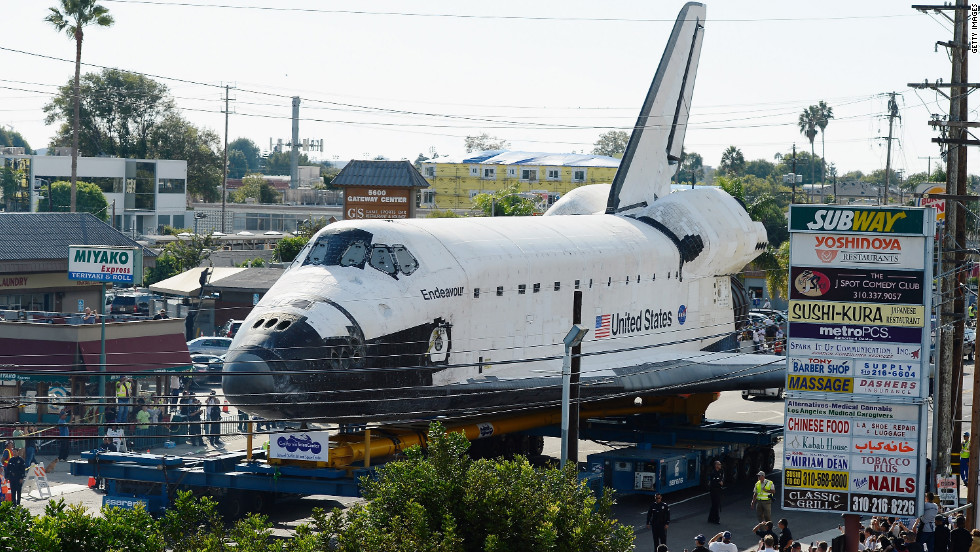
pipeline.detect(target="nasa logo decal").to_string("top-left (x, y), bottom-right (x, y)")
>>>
top-left (793, 269), bottom-right (831, 297)
top-left (677, 305), bottom-right (687, 325)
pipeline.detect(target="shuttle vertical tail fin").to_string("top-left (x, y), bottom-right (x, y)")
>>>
top-left (606, 2), bottom-right (705, 215)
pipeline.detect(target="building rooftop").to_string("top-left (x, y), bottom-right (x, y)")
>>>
top-left (433, 150), bottom-right (621, 168)
top-left (332, 160), bottom-right (430, 188)
top-left (0, 212), bottom-right (155, 271)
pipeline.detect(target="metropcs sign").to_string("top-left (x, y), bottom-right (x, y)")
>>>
top-left (68, 246), bottom-right (143, 285)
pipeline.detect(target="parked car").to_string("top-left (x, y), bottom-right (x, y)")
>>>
top-left (110, 293), bottom-right (152, 315)
top-left (750, 308), bottom-right (788, 330)
top-left (191, 354), bottom-right (224, 383)
top-left (966, 326), bottom-right (976, 361)
top-left (221, 319), bottom-right (244, 338)
top-left (187, 336), bottom-right (233, 356)
top-left (742, 387), bottom-right (784, 400)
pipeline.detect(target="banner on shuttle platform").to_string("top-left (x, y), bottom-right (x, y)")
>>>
top-left (789, 234), bottom-right (926, 270)
top-left (789, 323), bottom-right (923, 344)
top-left (790, 266), bottom-right (925, 304)
top-left (789, 301), bottom-right (924, 327)
top-left (789, 206), bottom-right (926, 235)
top-left (786, 340), bottom-right (923, 361)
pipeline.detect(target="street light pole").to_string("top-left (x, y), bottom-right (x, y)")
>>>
top-left (561, 324), bottom-right (589, 468)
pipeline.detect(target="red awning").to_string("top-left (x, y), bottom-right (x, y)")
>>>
top-left (0, 338), bottom-right (77, 371)
top-left (78, 333), bottom-right (192, 373)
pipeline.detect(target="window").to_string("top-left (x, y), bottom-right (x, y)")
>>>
top-left (157, 215), bottom-right (170, 229)
top-left (470, 167), bottom-right (479, 176)
top-left (574, 280), bottom-right (580, 290)
top-left (572, 170), bottom-right (586, 182)
top-left (173, 214), bottom-right (185, 228)
top-left (547, 169), bottom-right (560, 180)
top-left (390, 245), bottom-right (418, 275)
top-left (496, 286), bottom-right (504, 296)
top-left (507, 168), bottom-right (516, 177)
top-left (158, 179), bottom-right (185, 193)
top-left (533, 283), bottom-right (540, 293)
top-left (483, 168), bottom-right (496, 179)
top-left (474, 288), bottom-right (480, 298)
top-left (369, 246), bottom-right (396, 276)
top-left (521, 169), bottom-right (537, 181)
top-left (420, 190), bottom-right (436, 205)
top-left (424, 166), bottom-right (435, 177)
top-left (554, 282), bottom-right (560, 291)
top-left (126, 161), bottom-right (156, 211)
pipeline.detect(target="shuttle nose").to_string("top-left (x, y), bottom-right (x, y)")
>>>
top-left (222, 351), bottom-right (277, 417)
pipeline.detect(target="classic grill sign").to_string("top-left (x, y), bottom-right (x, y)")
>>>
top-left (789, 301), bottom-right (924, 327)
top-left (790, 206), bottom-right (925, 235)
top-left (68, 246), bottom-right (142, 284)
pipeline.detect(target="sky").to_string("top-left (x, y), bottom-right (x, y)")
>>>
top-left (0, 0), bottom-right (976, 177)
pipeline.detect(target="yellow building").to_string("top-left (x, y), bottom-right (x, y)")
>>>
top-left (419, 151), bottom-right (620, 211)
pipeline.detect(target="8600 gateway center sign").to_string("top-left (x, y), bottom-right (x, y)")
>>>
top-left (783, 205), bottom-right (932, 517)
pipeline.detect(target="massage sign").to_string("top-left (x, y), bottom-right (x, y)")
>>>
top-left (783, 206), bottom-right (932, 517)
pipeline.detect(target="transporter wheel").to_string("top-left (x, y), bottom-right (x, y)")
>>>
top-left (218, 489), bottom-right (246, 520)
top-left (762, 448), bottom-right (775, 474)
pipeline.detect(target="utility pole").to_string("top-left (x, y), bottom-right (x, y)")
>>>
top-left (291, 97), bottom-right (300, 190)
top-left (792, 144), bottom-right (797, 203)
top-left (221, 84), bottom-right (235, 233)
top-left (909, 2), bottom-right (974, 520)
top-left (881, 92), bottom-right (900, 205)
top-left (918, 155), bottom-right (933, 179)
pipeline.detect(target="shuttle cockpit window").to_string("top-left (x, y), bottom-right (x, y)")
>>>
top-left (300, 228), bottom-right (419, 279)
top-left (391, 245), bottom-right (418, 275)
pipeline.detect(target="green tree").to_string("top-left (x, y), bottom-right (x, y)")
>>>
top-left (464, 133), bottom-right (509, 153)
top-left (815, 100), bottom-right (834, 183)
top-left (472, 183), bottom-right (538, 216)
top-left (37, 180), bottom-right (108, 220)
top-left (45, 0), bottom-right (114, 213)
top-left (744, 159), bottom-right (776, 180)
top-left (0, 126), bottom-right (32, 152)
top-left (149, 113), bottom-right (223, 202)
top-left (228, 149), bottom-right (248, 179)
top-left (229, 137), bottom-right (262, 174)
top-left (264, 151), bottom-right (315, 175)
top-left (426, 209), bottom-right (462, 218)
top-left (718, 146), bottom-right (745, 177)
top-left (145, 234), bottom-right (219, 284)
top-left (295, 216), bottom-right (330, 238)
top-left (0, 164), bottom-right (26, 212)
top-left (44, 69), bottom-right (173, 159)
top-left (592, 130), bottom-right (630, 157)
top-left (233, 174), bottom-right (281, 204)
top-left (324, 422), bottom-right (634, 552)
top-left (798, 105), bottom-right (819, 186)
top-left (273, 236), bottom-right (308, 263)
top-left (675, 149), bottom-right (704, 184)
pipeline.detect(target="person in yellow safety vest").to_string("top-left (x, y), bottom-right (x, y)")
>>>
top-left (751, 470), bottom-right (776, 522)
top-left (962, 432), bottom-right (971, 482)
top-left (970, 304), bottom-right (977, 326)
top-left (115, 376), bottom-right (133, 424)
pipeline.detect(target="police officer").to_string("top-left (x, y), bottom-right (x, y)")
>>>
top-left (962, 432), bottom-right (971, 482)
top-left (751, 470), bottom-right (776, 522)
top-left (646, 492), bottom-right (670, 548)
top-left (708, 459), bottom-right (725, 524)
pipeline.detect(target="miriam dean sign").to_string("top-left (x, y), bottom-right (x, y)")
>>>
top-left (68, 246), bottom-right (143, 285)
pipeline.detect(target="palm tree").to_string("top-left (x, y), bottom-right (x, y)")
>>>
top-left (45, 0), bottom-right (114, 213)
top-left (798, 106), bottom-right (819, 186)
top-left (719, 145), bottom-right (745, 176)
top-left (815, 101), bottom-right (834, 184)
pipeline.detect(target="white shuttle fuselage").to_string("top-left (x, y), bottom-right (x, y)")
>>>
top-left (221, 2), bottom-right (787, 422)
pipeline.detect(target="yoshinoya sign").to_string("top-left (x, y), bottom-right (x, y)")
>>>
top-left (789, 206), bottom-right (926, 235)
top-left (269, 431), bottom-right (329, 462)
top-left (790, 234), bottom-right (926, 269)
top-left (790, 267), bottom-right (924, 304)
top-left (68, 246), bottom-right (143, 284)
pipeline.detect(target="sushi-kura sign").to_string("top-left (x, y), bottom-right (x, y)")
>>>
top-left (68, 246), bottom-right (143, 285)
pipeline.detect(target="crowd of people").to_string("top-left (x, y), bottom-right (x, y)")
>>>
top-left (643, 489), bottom-right (975, 552)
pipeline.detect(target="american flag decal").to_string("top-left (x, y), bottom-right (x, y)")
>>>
top-left (594, 314), bottom-right (611, 338)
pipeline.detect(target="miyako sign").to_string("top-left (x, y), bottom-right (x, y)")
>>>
top-left (68, 246), bottom-right (143, 284)
top-left (790, 206), bottom-right (926, 235)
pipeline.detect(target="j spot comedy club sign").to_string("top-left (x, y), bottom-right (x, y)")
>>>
top-left (68, 246), bottom-right (143, 284)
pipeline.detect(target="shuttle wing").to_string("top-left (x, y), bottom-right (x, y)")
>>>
top-left (606, 2), bottom-right (705, 215)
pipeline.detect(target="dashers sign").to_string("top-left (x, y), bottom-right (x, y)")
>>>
top-left (784, 205), bottom-right (932, 517)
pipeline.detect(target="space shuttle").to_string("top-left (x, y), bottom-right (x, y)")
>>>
top-left (222, 2), bottom-right (785, 422)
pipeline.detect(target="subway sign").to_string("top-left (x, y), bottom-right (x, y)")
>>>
top-left (790, 206), bottom-right (925, 235)
top-left (68, 246), bottom-right (143, 284)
